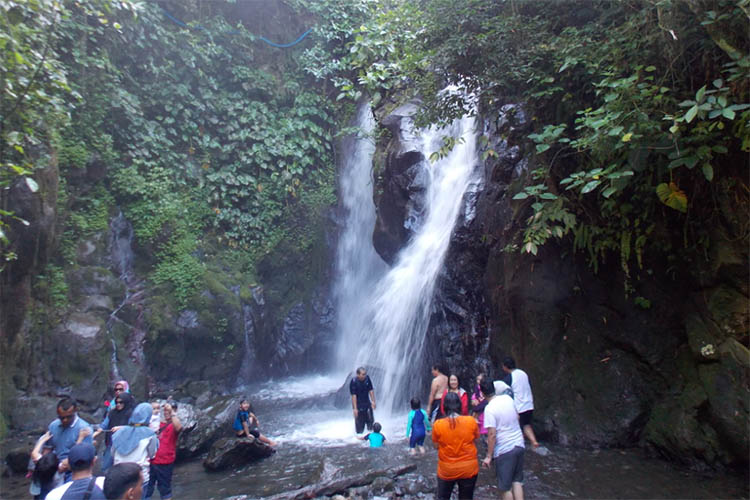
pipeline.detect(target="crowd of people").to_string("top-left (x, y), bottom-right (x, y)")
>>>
top-left (26, 357), bottom-right (534, 499)
top-left (27, 380), bottom-right (183, 500)
top-left (349, 356), bottom-right (538, 500)
top-left (27, 378), bottom-right (280, 500)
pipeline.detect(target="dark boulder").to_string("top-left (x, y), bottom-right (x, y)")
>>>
top-left (4, 448), bottom-right (29, 474)
top-left (373, 101), bottom-right (429, 263)
top-left (202, 437), bottom-right (273, 471)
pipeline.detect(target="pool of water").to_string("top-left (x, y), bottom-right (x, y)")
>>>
top-left (2, 375), bottom-right (747, 499)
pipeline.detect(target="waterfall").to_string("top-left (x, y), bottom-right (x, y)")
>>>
top-left (334, 106), bottom-right (478, 415)
top-left (334, 103), bottom-right (387, 366)
top-left (233, 285), bottom-right (257, 386)
top-left (106, 211), bottom-right (147, 383)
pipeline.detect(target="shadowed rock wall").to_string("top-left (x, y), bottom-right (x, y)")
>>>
top-left (371, 101), bottom-right (748, 469)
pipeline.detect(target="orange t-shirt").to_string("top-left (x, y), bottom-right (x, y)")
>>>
top-left (431, 415), bottom-right (479, 480)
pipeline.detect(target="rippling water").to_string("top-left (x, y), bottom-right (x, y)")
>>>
top-left (2, 375), bottom-right (747, 499)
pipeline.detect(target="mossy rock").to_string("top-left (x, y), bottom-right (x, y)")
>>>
top-left (685, 312), bottom-right (722, 362)
top-left (697, 339), bottom-right (750, 462)
top-left (704, 286), bottom-right (748, 341)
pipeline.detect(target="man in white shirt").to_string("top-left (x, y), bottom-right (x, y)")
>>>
top-left (502, 356), bottom-right (539, 448)
top-left (481, 379), bottom-right (525, 500)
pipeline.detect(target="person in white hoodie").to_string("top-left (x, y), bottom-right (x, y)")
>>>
top-left (112, 402), bottom-right (159, 496)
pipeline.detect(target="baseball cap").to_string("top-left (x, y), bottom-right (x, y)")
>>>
top-left (68, 443), bottom-right (96, 470)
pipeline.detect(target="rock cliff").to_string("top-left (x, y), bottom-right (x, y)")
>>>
top-left (371, 101), bottom-right (748, 469)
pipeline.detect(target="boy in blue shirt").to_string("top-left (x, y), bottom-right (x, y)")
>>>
top-left (406, 397), bottom-right (431, 455)
top-left (359, 422), bottom-right (386, 448)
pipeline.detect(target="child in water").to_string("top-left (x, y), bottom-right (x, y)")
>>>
top-left (406, 397), bottom-right (431, 455)
top-left (359, 422), bottom-right (386, 448)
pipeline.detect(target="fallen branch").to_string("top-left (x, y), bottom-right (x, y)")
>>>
top-left (257, 463), bottom-right (418, 500)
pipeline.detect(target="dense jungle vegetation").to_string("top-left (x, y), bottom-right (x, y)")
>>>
top-left (1, 0), bottom-right (748, 313)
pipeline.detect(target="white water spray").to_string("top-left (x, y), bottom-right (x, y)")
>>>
top-left (333, 107), bottom-right (479, 416)
top-left (334, 103), bottom-right (387, 366)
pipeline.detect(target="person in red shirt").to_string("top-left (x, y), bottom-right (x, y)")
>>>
top-left (145, 402), bottom-right (182, 500)
top-left (440, 374), bottom-right (469, 416)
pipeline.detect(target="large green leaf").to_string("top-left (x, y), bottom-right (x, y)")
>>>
top-left (655, 183), bottom-right (688, 212)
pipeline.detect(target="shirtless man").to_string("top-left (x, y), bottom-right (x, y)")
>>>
top-left (426, 364), bottom-right (448, 422)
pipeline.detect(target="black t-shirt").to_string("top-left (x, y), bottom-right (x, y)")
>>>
top-left (349, 375), bottom-right (374, 410)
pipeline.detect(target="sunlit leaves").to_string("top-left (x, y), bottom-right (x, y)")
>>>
top-left (655, 182), bottom-right (688, 213)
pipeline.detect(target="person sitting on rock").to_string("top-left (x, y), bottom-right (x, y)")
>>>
top-left (359, 422), bottom-right (386, 448)
top-left (233, 399), bottom-right (276, 447)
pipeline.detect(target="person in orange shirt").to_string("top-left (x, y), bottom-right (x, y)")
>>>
top-left (431, 392), bottom-right (480, 499)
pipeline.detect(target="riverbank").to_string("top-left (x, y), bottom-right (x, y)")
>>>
top-left (3, 434), bottom-right (747, 499)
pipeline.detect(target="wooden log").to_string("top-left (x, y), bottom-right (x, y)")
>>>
top-left (259, 463), bottom-right (418, 500)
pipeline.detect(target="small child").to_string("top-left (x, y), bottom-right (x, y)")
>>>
top-left (406, 398), bottom-right (431, 455)
top-left (27, 431), bottom-right (62, 500)
top-left (233, 399), bottom-right (276, 447)
top-left (149, 401), bottom-right (161, 432)
top-left (359, 422), bottom-right (386, 448)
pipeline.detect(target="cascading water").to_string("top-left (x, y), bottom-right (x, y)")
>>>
top-left (333, 104), bottom-right (479, 415)
top-left (333, 102), bottom-right (387, 366)
top-left (106, 211), bottom-right (147, 383)
top-left (357, 116), bottom-right (478, 414)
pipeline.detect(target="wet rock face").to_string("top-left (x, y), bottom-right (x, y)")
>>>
top-left (176, 396), bottom-right (239, 458)
top-left (372, 101), bottom-right (429, 264)
top-left (202, 436), bottom-right (274, 471)
top-left (370, 100), bottom-right (748, 468)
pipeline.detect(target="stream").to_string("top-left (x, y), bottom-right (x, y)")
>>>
top-left (1, 373), bottom-right (747, 499)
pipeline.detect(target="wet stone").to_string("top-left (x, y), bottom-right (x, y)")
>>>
top-left (202, 436), bottom-right (274, 471)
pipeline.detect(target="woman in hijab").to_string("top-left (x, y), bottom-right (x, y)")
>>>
top-left (112, 402), bottom-right (159, 497)
top-left (432, 392), bottom-right (480, 499)
top-left (96, 392), bottom-right (135, 472)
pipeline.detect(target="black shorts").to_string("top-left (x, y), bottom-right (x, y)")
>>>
top-left (355, 407), bottom-right (374, 434)
top-left (519, 410), bottom-right (533, 427)
top-left (236, 428), bottom-right (260, 439)
top-left (430, 399), bottom-right (443, 421)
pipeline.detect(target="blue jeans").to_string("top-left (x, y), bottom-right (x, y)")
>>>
top-left (145, 463), bottom-right (174, 499)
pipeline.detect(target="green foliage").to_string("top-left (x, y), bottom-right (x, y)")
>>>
top-left (342, 0), bottom-right (749, 281)
top-left (33, 264), bottom-right (69, 312)
top-left (0, 0), bottom-right (139, 269)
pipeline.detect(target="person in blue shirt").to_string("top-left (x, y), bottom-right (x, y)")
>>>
top-left (48, 398), bottom-right (93, 480)
top-left (232, 399), bottom-right (276, 447)
top-left (406, 397), bottom-right (431, 455)
top-left (359, 422), bottom-right (386, 448)
top-left (349, 367), bottom-right (376, 434)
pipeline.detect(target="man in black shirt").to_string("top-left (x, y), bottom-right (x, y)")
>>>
top-left (349, 367), bottom-right (376, 434)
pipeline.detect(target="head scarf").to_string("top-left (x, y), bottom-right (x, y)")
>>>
top-left (115, 380), bottom-right (130, 392)
top-left (109, 392), bottom-right (136, 428)
top-left (111, 402), bottom-right (156, 456)
top-left (108, 380), bottom-right (131, 408)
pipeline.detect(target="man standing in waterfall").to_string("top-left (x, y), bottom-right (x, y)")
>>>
top-left (350, 367), bottom-right (376, 434)
top-left (427, 364), bottom-right (448, 423)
